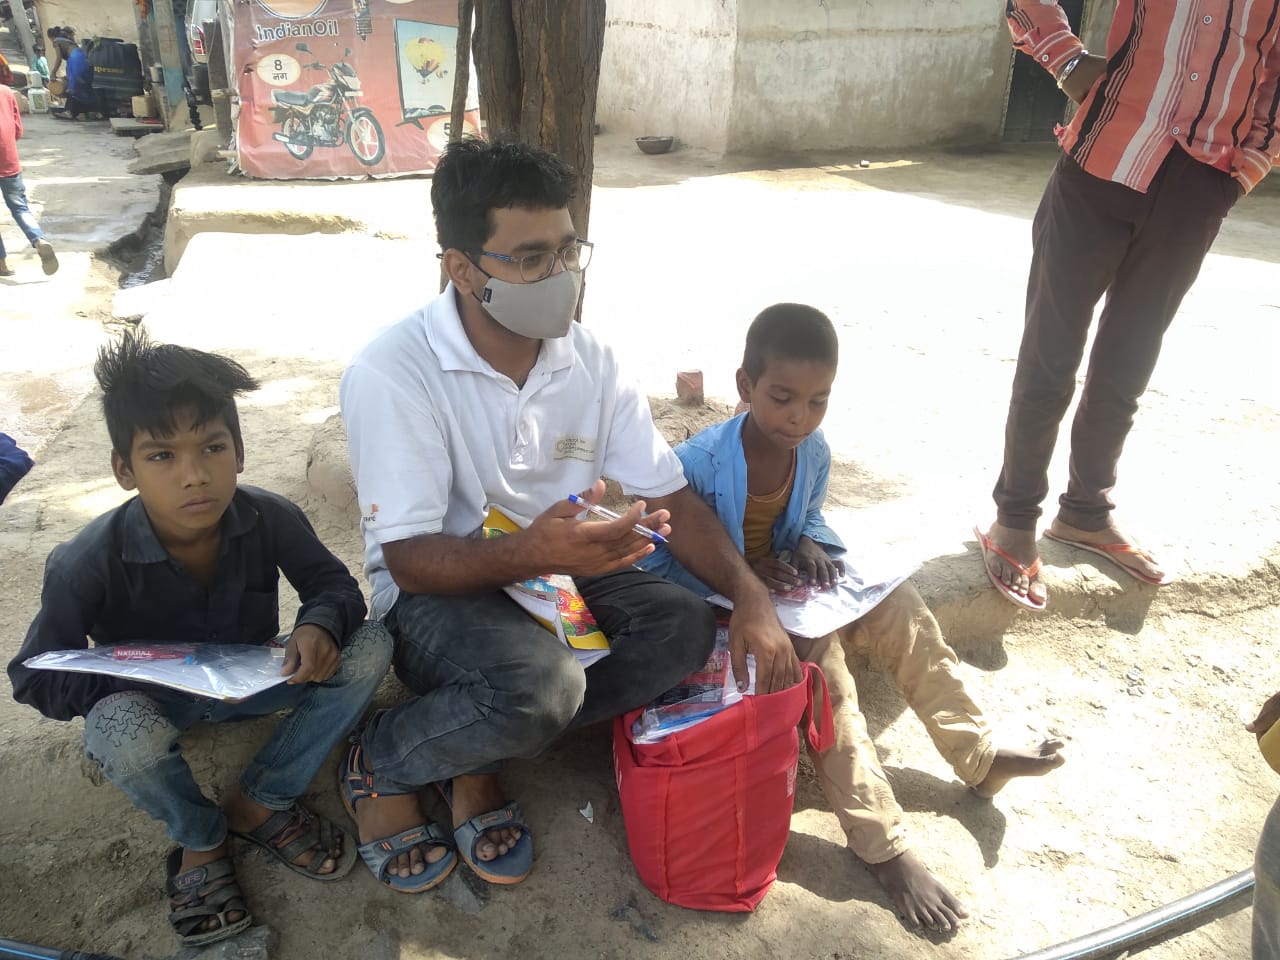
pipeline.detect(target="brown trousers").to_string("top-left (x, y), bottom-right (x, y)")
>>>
top-left (791, 582), bottom-right (993, 864)
top-left (994, 147), bottom-right (1240, 532)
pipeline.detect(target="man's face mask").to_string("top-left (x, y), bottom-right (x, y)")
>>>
top-left (474, 268), bottom-right (582, 340)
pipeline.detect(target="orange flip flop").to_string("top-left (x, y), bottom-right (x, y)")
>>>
top-left (1044, 530), bottom-right (1174, 586)
top-left (975, 526), bottom-right (1047, 611)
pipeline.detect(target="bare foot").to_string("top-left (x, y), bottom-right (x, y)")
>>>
top-left (223, 785), bottom-right (338, 876)
top-left (449, 773), bottom-right (523, 863)
top-left (973, 739), bottom-right (1066, 798)
top-left (350, 788), bottom-right (449, 880)
top-left (866, 850), bottom-right (969, 931)
top-left (1047, 518), bottom-right (1167, 583)
top-left (982, 522), bottom-right (1046, 605)
top-left (177, 842), bottom-right (246, 933)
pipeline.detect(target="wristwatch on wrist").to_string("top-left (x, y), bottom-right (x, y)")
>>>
top-left (1056, 50), bottom-right (1089, 90)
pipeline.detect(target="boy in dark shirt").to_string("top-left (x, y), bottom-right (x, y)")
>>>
top-left (8, 332), bottom-right (393, 948)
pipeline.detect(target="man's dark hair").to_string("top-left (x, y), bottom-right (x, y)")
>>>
top-left (94, 331), bottom-right (259, 467)
top-left (430, 138), bottom-right (578, 253)
top-left (741, 303), bottom-right (839, 381)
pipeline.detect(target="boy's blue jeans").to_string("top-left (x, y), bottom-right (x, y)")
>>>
top-left (82, 623), bottom-right (392, 851)
top-left (0, 172), bottom-right (44, 260)
top-left (1258, 795), bottom-right (1280, 960)
top-left (361, 569), bottom-right (715, 794)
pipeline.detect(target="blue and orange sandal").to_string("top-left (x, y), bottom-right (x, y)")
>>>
top-left (339, 743), bottom-right (457, 894)
top-left (436, 780), bottom-right (534, 885)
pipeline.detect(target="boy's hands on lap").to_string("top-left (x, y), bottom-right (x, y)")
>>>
top-left (791, 537), bottom-right (844, 588)
top-left (750, 554), bottom-right (800, 592)
top-left (281, 624), bottom-right (341, 684)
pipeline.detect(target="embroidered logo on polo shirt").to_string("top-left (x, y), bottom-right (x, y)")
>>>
top-left (554, 436), bottom-right (597, 462)
top-left (361, 503), bottom-right (379, 525)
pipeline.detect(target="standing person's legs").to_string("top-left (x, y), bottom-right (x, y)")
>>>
top-left (985, 153), bottom-right (1139, 601)
top-left (0, 172), bottom-right (57, 275)
top-left (571, 569), bottom-right (716, 728)
top-left (1053, 149), bottom-right (1238, 557)
top-left (1256, 795), bottom-right (1280, 960)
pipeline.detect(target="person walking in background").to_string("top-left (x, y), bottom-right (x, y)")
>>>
top-left (0, 82), bottom-right (58, 277)
top-left (979, 2), bottom-right (1280, 610)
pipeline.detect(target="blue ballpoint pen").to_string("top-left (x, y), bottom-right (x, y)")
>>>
top-left (566, 493), bottom-right (669, 544)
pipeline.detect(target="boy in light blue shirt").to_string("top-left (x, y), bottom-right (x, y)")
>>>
top-left (643, 303), bottom-right (1065, 931)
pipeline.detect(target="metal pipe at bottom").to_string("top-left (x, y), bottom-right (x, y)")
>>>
top-left (1008, 867), bottom-right (1255, 960)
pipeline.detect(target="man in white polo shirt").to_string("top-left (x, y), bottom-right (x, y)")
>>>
top-left (338, 139), bottom-right (799, 892)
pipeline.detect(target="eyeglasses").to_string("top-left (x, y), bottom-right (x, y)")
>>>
top-left (476, 239), bottom-right (594, 283)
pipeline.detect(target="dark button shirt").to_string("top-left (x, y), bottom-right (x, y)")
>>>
top-left (9, 485), bottom-right (366, 721)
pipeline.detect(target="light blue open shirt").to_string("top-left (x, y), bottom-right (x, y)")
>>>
top-left (640, 413), bottom-right (845, 597)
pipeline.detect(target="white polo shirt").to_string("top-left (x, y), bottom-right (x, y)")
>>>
top-left (340, 284), bottom-right (687, 617)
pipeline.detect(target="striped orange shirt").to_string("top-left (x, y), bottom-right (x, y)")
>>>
top-left (1007, 1), bottom-right (1280, 194)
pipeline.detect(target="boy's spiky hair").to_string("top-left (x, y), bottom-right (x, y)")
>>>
top-left (741, 303), bottom-right (839, 381)
top-left (94, 331), bottom-right (259, 467)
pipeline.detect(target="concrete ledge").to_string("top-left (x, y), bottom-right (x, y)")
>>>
top-left (162, 164), bottom-right (436, 275)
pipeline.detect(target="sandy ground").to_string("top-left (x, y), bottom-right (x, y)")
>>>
top-left (2, 118), bottom-right (1280, 956)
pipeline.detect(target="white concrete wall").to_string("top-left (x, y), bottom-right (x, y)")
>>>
top-left (730, 0), bottom-right (1011, 153)
top-left (35, 0), bottom-right (136, 43)
top-left (597, 0), bottom-right (738, 153)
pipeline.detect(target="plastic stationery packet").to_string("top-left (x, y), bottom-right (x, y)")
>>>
top-left (25, 643), bottom-right (290, 701)
top-left (632, 614), bottom-right (757, 744)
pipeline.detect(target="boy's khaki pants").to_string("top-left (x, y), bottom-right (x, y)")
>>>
top-left (790, 581), bottom-right (994, 865)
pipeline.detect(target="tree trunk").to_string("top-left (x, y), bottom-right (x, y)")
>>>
top-left (449, 0), bottom-right (474, 144)
top-left (473, 0), bottom-right (605, 242)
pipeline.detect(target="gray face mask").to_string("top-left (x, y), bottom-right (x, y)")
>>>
top-left (475, 269), bottom-right (582, 340)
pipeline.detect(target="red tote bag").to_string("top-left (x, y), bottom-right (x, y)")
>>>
top-left (613, 662), bottom-right (834, 912)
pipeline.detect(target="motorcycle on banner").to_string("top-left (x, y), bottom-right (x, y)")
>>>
top-left (269, 43), bottom-right (386, 167)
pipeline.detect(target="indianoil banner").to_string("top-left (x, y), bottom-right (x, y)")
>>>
top-left (229, 0), bottom-right (480, 179)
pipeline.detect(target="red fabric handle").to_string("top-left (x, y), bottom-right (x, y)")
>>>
top-left (801, 662), bottom-right (835, 753)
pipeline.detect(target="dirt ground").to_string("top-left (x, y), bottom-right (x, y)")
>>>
top-left (2, 130), bottom-right (1280, 957)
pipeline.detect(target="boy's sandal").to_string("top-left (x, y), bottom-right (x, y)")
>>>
top-left (230, 802), bottom-right (357, 882)
top-left (436, 780), bottom-right (534, 885)
top-left (165, 847), bottom-right (253, 948)
top-left (339, 743), bottom-right (457, 894)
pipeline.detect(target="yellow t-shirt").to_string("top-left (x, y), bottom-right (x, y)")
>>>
top-left (743, 473), bottom-right (795, 562)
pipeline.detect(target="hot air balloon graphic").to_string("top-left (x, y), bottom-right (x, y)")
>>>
top-left (405, 36), bottom-right (448, 81)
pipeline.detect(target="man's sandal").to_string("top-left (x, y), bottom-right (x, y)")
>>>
top-left (230, 801), bottom-right (357, 882)
top-left (339, 743), bottom-right (457, 894)
top-left (436, 780), bottom-right (534, 885)
top-left (165, 847), bottom-right (253, 948)
top-left (975, 526), bottom-right (1047, 611)
top-left (1043, 530), bottom-right (1175, 586)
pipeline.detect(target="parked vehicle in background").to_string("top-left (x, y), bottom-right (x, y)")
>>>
top-left (184, 0), bottom-right (215, 104)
